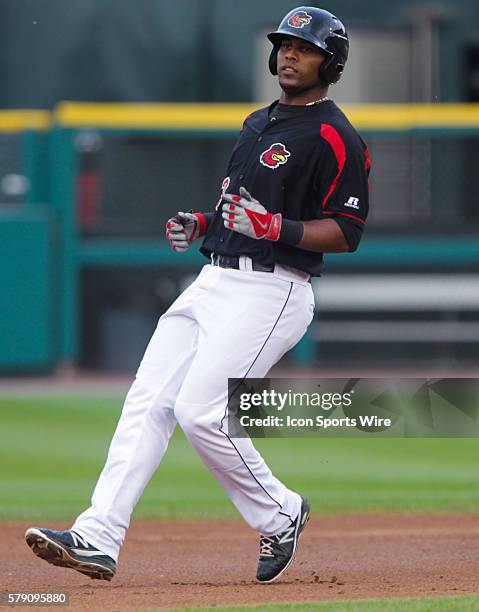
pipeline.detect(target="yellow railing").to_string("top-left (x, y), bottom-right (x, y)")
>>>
top-left (0, 110), bottom-right (51, 131)
top-left (54, 103), bottom-right (258, 130)
top-left (2, 103), bottom-right (479, 132)
top-left (343, 104), bottom-right (479, 130)
top-left (54, 102), bottom-right (479, 131)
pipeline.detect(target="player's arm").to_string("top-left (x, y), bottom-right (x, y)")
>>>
top-left (292, 218), bottom-right (349, 253)
top-left (221, 188), bottom-right (356, 254)
top-left (280, 215), bottom-right (363, 253)
top-left (166, 211), bottom-right (214, 252)
top-left (311, 123), bottom-right (370, 252)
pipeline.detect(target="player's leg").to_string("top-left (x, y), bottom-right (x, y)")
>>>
top-left (173, 266), bottom-right (314, 582)
top-left (26, 268), bottom-right (208, 572)
top-left (174, 266), bottom-right (314, 536)
top-left (70, 297), bottom-right (202, 560)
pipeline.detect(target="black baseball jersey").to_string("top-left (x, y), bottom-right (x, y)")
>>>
top-left (200, 99), bottom-right (370, 276)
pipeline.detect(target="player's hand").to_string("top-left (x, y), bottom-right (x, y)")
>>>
top-left (222, 187), bottom-right (282, 241)
top-left (165, 212), bottom-right (206, 252)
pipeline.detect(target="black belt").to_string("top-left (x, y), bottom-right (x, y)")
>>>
top-left (211, 253), bottom-right (275, 273)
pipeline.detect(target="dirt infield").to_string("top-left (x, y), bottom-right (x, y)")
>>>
top-left (3, 514), bottom-right (478, 611)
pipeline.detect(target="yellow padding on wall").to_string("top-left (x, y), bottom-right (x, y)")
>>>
top-left (54, 102), bottom-right (479, 131)
top-left (2, 103), bottom-right (479, 132)
top-left (0, 110), bottom-right (51, 131)
top-left (55, 103), bottom-right (260, 130)
top-left (345, 104), bottom-right (479, 129)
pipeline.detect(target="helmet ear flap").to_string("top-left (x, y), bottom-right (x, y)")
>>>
top-left (319, 55), bottom-right (344, 84)
top-left (269, 46), bottom-right (279, 75)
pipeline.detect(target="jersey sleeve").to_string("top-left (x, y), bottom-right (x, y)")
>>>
top-left (314, 123), bottom-right (371, 227)
top-left (225, 112), bottom-right (255, 174)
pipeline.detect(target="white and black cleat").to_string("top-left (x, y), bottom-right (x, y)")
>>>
top-left (25, 527), bottom-right (116, 581)
top-left (256, 496), bottom-right (310, 583)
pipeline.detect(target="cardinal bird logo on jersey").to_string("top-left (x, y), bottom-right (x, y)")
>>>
top-left (288, 11), bottom-right (312, 28)
top-left (260, 143), bottom-right (291, 170)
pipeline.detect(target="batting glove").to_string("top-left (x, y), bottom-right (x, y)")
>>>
top-left (165, 212), bottom-right (207, 252)
top-left (222, 187), bottom-right (282, 241)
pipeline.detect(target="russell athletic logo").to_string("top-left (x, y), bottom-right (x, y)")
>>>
top-left (260, 143), bottom-right (291, 170)
top-left (288, 11), bottom-right (312, 28)
top-left (344, 196), bottom-right (360, 209)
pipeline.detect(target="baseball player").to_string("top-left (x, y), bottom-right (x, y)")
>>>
top-left (26, 6), bottom-right (369, 584)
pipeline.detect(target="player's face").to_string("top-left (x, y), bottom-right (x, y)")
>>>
top-left (277, 36), bottom-right (325, 94)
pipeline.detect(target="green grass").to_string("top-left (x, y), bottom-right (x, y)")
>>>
top-left (0, 396), bottom-right (478, 521)
top-left (160, 596), bottom-right (479, 611)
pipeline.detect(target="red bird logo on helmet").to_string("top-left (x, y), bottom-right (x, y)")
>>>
top-left (288, 11), bottom-right (312, 28)
top-left (260, 143), bottom-right (291, 170)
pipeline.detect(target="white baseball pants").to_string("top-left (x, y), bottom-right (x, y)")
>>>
top-left (72, 260), bottom-right (315, 562)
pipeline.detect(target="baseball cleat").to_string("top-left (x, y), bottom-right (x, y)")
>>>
top-left (25, 527), bottom-right (116, 581)
top-left (256, 496), bottom-right (310, 583)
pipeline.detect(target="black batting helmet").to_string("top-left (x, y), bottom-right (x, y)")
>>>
top-left (267, 6), bottom-right (349, 85)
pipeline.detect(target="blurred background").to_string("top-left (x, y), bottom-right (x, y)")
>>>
top-left (1, 0), bottom-right (479, 376)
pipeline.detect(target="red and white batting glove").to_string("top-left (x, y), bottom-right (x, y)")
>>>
top-left (165, 212), bottom-right (207, 252)
top-left (222, 187), bottom-right (282, 241)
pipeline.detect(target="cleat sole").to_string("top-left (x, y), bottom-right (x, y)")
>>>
top-left (25, 528), bottom-right (115, 581)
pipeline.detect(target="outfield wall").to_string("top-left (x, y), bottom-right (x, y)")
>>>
top-left (1, 104), bottom-right (478, 372)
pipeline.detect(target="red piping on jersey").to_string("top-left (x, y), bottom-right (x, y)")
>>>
top-left (320, 124), bottom-right (346, 209)
top-left (365, 147), bottom-right (371, 172)
top-left (365, 147), bottom-right (371, 191)
top-left (322, 210), bottom-right (365, 224)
